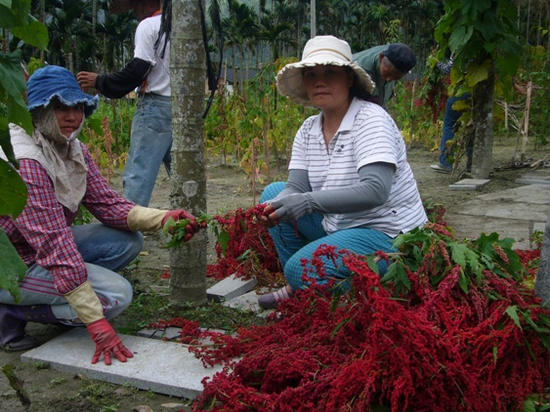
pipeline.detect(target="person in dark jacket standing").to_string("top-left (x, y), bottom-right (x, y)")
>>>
top-left (77, 0), bottom-right (171, 206)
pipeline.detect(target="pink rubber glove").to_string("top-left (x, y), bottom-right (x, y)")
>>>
top-left (86, 318), bottom-right (133, 365)
top-left (162, 210), bottom-right (200, 240)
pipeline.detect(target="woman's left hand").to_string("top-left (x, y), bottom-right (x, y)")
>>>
top-left (268, 193), bottom-right (313, 222)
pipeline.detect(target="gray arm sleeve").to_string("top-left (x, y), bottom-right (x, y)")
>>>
top-left (270, 169), bottom-right (312, 200)
top-left (306, 162), bottom-right (394, 214)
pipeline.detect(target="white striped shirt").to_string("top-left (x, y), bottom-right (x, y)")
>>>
top-left (288, 98), bottom-right (427, 237)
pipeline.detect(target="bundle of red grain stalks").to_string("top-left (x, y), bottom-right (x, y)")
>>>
top-left (190, 215), bottom-right (549, 411)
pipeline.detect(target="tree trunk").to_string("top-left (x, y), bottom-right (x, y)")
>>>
top-left (536, 207), bottom-right (550, 307)
top-left (471, 60), bottom-right (495, 179)
top-left (169, 0), bottom-right (208, 307)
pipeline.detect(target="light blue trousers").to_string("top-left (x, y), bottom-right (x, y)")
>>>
top-left (123, 93), bottom-right (172, 206)
top-left (261, 182), bottom-right (396, 292)
top-left (0, 223), bottom-right (143, 322)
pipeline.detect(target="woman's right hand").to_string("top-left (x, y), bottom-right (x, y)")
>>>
top-left (257, 203), bottom-right (279, 228)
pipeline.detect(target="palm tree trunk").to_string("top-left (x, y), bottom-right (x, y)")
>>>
top-left (169, 0), bottom-right (208, 306)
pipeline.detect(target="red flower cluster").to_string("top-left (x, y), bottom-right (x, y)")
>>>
top-left (206, 205), bottom-right (284, 287)
top-left (189, 226), bottom-right (549, 411)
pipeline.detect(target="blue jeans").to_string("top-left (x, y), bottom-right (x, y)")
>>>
top-left (261, 183), bottom-right (396, 292)
top-left (0, 224), bottom-right (143, 322)
top-left (439, 93), bottom-right (471, 167)
top-left (123, 93), bottom-right (172, 206)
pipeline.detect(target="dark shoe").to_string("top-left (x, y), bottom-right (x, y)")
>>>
top-left (258, 286), bottom-right (294, 309)
top-left (0, 304), bottom-right (59, 352)
top-left (430, 163), bottom-right (452, 174)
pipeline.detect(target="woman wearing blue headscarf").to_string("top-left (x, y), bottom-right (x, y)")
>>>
top-left (0, 66), bottom-right (199, 365)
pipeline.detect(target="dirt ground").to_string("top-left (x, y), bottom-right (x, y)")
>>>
top-left (0, 137), bottom-right (546, 412)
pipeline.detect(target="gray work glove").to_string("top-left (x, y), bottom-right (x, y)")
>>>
top-left (270, 193), bottom-right (313, 222)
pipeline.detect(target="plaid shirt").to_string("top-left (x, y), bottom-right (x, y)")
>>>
top-left (0, 142), bottom-right (135, 294)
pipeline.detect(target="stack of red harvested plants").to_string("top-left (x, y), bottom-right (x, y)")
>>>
top-left (188, 211), bottom-right (549, 411)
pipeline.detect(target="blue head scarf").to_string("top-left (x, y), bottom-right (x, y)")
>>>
top-left (27, 65), bottom-right (99, 118)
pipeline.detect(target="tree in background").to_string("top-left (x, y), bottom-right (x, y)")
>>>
top-left (435, 0), bottom-right (522, 179)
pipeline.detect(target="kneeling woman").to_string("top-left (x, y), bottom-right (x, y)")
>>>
top-left (257, 36), bottom-right (427, 309)
top-left (0, 66), bottom-right (199, 364)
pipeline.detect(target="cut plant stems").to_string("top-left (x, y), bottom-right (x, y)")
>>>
top-left (162, 212), bottom-right (212, 249)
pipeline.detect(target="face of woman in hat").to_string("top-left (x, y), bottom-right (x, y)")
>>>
top-left (52, 100), bottom-right (85, 138)
top-left (303, 65), bottom-right (354, 111)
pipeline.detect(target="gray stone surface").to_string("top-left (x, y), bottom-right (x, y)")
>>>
top-left (223, 290), bottom-right (262, 311)
top-left (21, 328), bottom-right (223, 399)
top-left (449, 178), bottom-right (491, 190)
top-left (445, 172), bottom-right (550, 250)
top-left (206, 273), bottom-right (258, 302)
top-left (536, 208), bottom-right (550, 307)
top-left (137, 326), bottom-right (182, 340)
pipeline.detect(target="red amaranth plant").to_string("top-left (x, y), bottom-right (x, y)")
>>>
top-left (207, 204), bottom-right (284, 287)
top-left (189, 224), bottom-right (549, 412)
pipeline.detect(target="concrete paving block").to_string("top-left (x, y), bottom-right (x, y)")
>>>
top-left (21, 328), bottom-right (223, 399)
top-left (207, 274), bottom-right (257, 302)
top-left (449, 178), bottom-right (491, 191)
top-left (476, 185), bottom-right (550, 204)
top-left (137, 326), bottom-right (181, 340)
top-left (137, 327), bottom-right (227, 345)
top-left (449, 184), bottom-right (478, 190)
top-left (445, 214), bottom-right (535, 250)
top-left (534, 222), bottom-right (547, 233)
top-left (516, 178), bottom-right (550, 186)
top-left (223, 290), bottom-right (262, 312)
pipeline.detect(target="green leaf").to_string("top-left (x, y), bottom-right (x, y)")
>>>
top-left (0, 125), bottom-right (18, 166)
top-left (0, 229), bottom-right (26, 303)
top-left (0, 159), bottom-right (27, 217)
top-left (465, 60), bottom-right (491, 88)
top-left (381, 261), bottom-right (410, 294)
top-left (11, 18), bottom-right (49, 50)
top-left (458, 270), bottom-right (470, 294)
top-left (0, 49), bottom-right (27, 107)
top-left (522, 398), bottom-right (536, 412)
top-left (450, 243), bottom-right (467, 267)
top-left (505, 305), bottom-right (522, 330)
top-left (7, 94), bottom-right (33, 134)
top-left (217, 229), bottom-right (231, 256)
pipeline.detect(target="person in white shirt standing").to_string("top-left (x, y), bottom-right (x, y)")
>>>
top-left (256, 35), bottom-right (427, 309)
top-left (78, 0), bottom-right (171, 206)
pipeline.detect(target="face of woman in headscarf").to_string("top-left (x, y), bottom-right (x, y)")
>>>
top-left (53, 102), bottom-right (85, 138)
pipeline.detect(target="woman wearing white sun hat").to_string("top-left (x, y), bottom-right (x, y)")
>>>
top-left (257, 35), bottom-right (427, 309)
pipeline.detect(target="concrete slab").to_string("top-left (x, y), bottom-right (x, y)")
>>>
top-left (207, 274), bottom-right (257, 302)
top-left (445, 214), bottom-right (536, 250)
top-left (516, 178), bottom-right (550, 186)
top-left (223, 290), bottom-right (262, 311)
top-left (137, 326), bottom-right (182, 340)
top-left (448, 178), bottom-right (491, 191)
top-left (475, 185), bottom-right (550, 204)
top-left (21, 328), bottom-right (223, 399)
top-left (464, 201), bottom-right (547, 222)
top-left (449, 184), bottom-right (479, 190)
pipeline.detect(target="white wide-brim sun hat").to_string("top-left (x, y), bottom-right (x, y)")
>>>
top-left (276, 35), bottom-right (375, 107)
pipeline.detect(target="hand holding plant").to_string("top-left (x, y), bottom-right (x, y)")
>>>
top-left (162, 211), bottom-right (211, 248)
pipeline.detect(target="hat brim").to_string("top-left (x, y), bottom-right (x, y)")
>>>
top-left (28, 90), bottom-right (99, 118)
top-left (276, 60), bottom-right (375, 107)
top-left (109, 0), bottom-right (133, 14)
